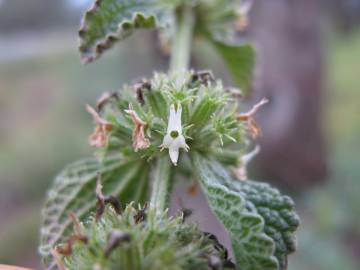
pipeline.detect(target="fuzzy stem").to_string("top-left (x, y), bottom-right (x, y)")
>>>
top-left (170, 4), bottom-right (195, 73)
top-left (150, 156), bottom-right (172, 212)
top-left (151, 4), bottom-right (193, 213)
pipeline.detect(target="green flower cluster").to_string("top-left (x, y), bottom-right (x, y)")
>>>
top-left (56, 204), bottom-right (234, 270)
top-left (89, 71), bottom-right (251, 168)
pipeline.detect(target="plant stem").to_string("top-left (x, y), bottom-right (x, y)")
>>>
top-left (170, 4), bottom-right (195, 73)
top-left (150, 156), bottom-right (172, 212)
top-left (150, 5), bottom-right (194, 213)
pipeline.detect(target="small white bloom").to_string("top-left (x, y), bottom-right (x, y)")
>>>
top-left (160, 104), bottom-right (189, 165)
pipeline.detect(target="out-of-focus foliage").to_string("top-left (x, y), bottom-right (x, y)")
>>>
top-left (212, 42), bottom-right (255, 91)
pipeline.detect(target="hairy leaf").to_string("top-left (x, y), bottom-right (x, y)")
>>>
top-left (193, 154), bottom-right (278, 270)
top-left (39, 154), bottom-right (149, 267)
top-left (212, 41), bottom-right (255, 93)
top-left (224, 180), bottom-right (300, 269)
top-left (194, 154), bottom-right (299, 270)
top-left (79, 0), bottom-right (173, 63)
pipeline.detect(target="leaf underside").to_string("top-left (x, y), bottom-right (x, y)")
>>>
top-left (193, 154), bottom-right (299, 270)
top-left (79, 0), bottom-right (172, 63)
top-left (39, 154), bottom-right (149, 267)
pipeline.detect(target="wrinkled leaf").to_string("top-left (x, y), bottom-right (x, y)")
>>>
top-left (212, 41), bottom-right (255, 93)
top-left (39, 154), bottom-right (149, 267)
top-left (194, 154), bottom-right (299, 269)
top-left (224, 180), bottom-right (300, 270)
top-left (193, 154), bottom-right (278, 270)
top-left (79, 0), bottom-right (173, 62)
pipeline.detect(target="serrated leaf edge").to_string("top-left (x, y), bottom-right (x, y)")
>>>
top-left (78, 0), bottom-right (172, 63)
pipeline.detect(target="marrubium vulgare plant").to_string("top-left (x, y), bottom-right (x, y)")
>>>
top-left (39, 1), bottom-right (300, 270)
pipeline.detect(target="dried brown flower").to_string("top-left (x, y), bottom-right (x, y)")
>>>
top-left (69, 212), bottom-right (83, 236)
top-left (96, 91), bottom-right (118, 111)
top-left (237, 98), bottom-right (268, 139)
top-left (86, 104), bottom-right (113, 148)
top-left (125, 104), bottom-right (150, 152)
top-left (55, 234), bottom-right (88, 256)
top-left (133, 203), bottom-right (148, 224)
top-left (54, 213), bottom-right (88, 259)
top-left (95, 174), bottom-right (122, 221)
top-left (51, 248), bottom-right (68, 270)
top-left (134, 79), bottom-right (151, 106)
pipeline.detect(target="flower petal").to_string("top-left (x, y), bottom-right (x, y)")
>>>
top-left (169, 147), bottom-right (180, 166)
top-left (174, 104), bottom-right (182, 132)
top-left (162, 103), bottom-right (190, 165)
top-left (132, 125), bottom-right (150, 152)
top-left (167, 104), bottom-right (177, 133)
top-left (160, 134), bottom-right (172, 150)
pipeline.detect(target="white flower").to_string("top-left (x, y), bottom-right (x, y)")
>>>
top-left (160, 104), bottom-right (189, 165)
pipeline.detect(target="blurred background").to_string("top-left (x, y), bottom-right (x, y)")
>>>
top-left (0, 0), bottom-right (359, 269)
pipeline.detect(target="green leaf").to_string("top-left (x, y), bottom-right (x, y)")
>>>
top-left (79, 0), bottom-right (173, 63)
top-left (193, 154), bottom-right (278, 270)
top-left (194, 0), bottom-right (240, 42)
top-left (193, 154), bottom-right (299, 270)
top-left (192, 0), bottom-right (256, 93)
top-left (39, 154), bottom-right (149, 267)
top-left (224, 180), bottom-right (300, 270)
top-left (212, 41), bottom-right (255, 93)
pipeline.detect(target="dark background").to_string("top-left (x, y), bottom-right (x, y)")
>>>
top-left (0, 0), bottom-right (359, 269)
